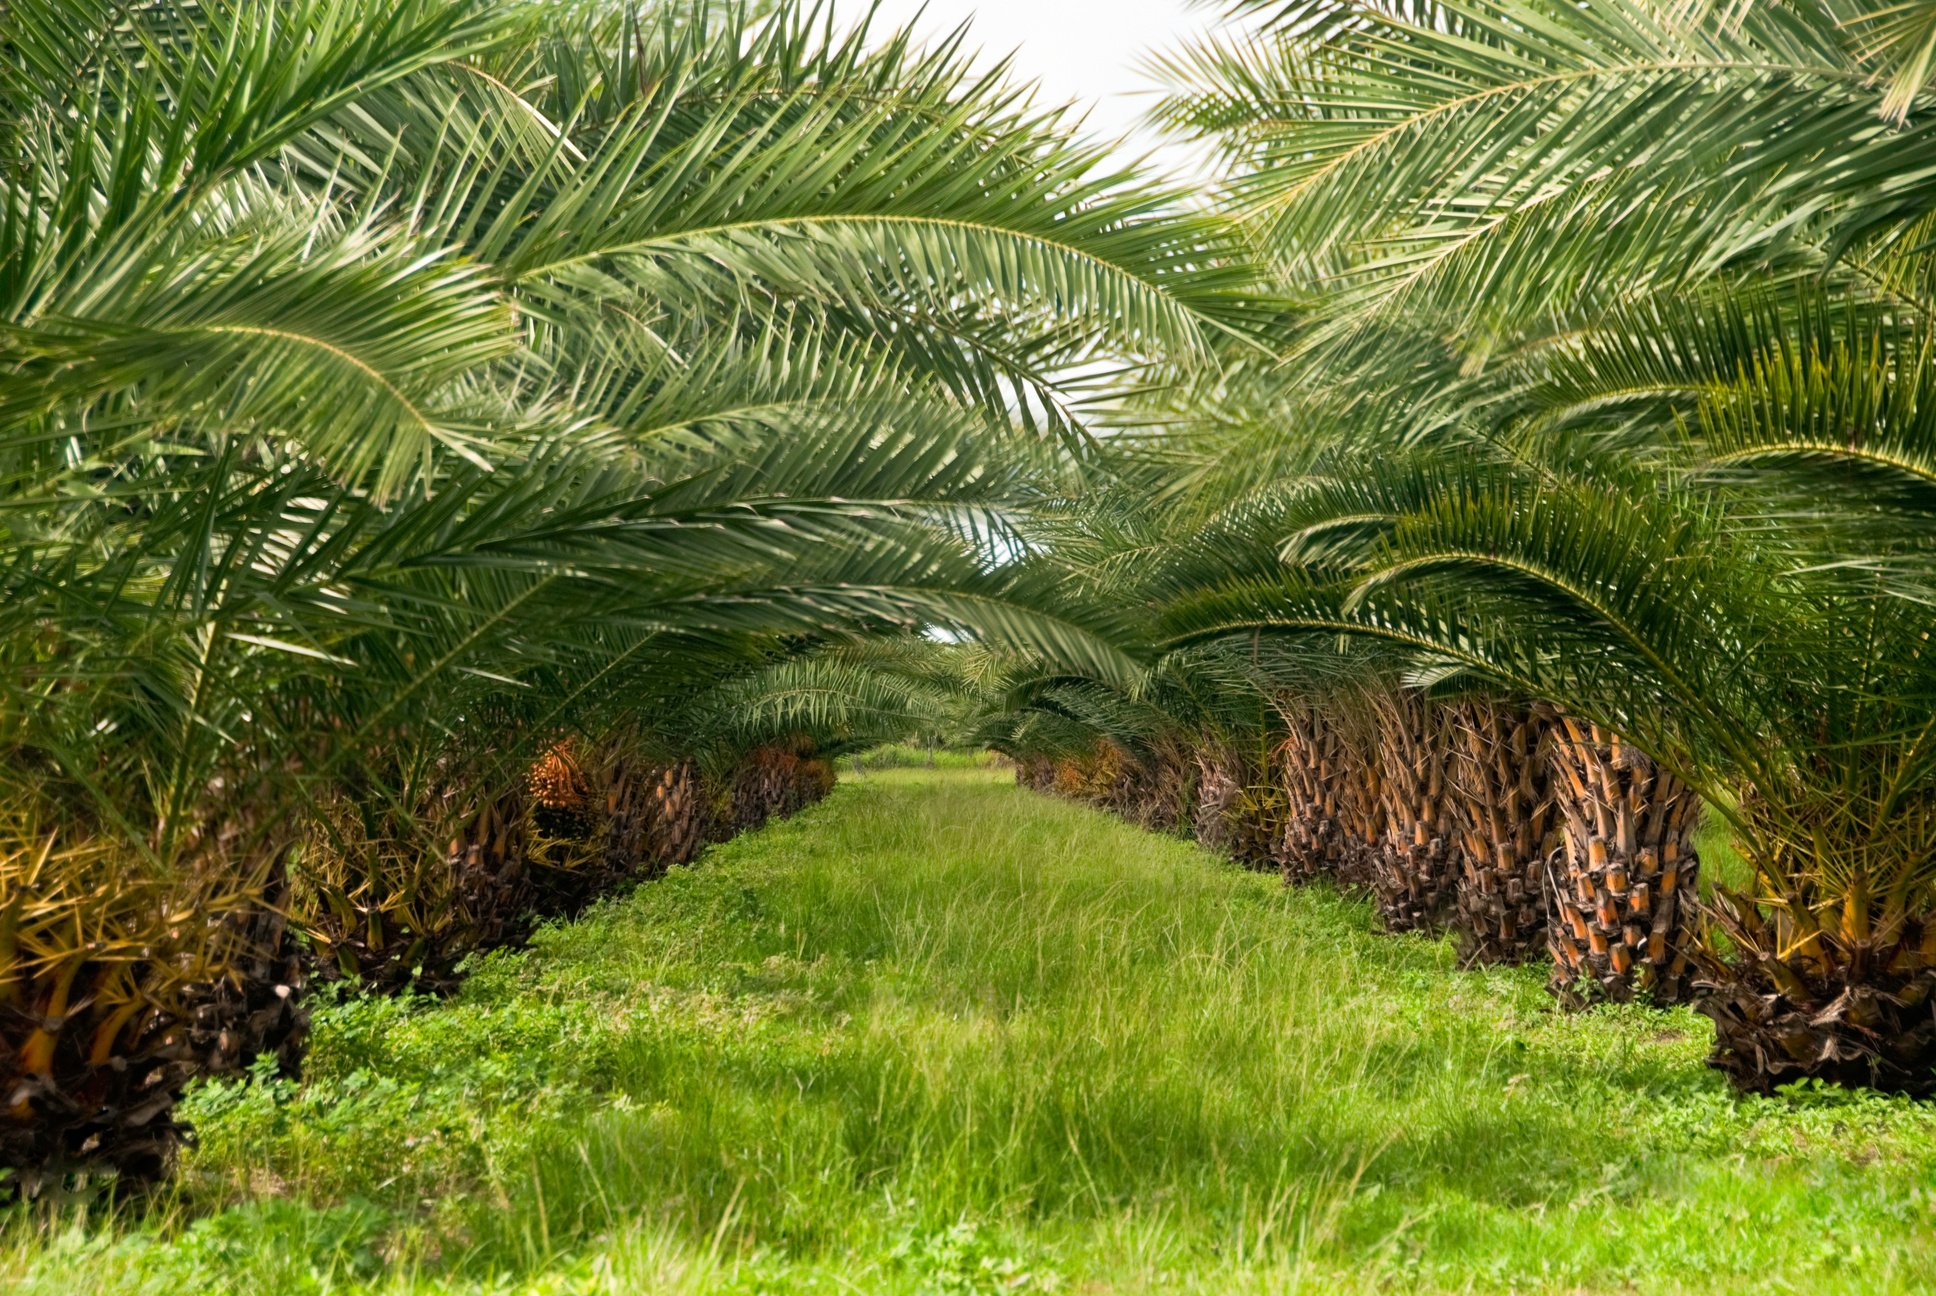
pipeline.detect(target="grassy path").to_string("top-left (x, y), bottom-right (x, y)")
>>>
top-left (12, 769), bottom-right (1936, 1293)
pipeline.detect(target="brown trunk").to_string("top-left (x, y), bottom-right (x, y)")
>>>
top-left (1143, 737), bottom-right (1196, 833)
top-left (1193, 744), bottom-right (1282, 870)
top-left (633, 760), bottom-right (712, 869)
top-left (1275, 700), bottom-right (1379, 889)
top-left (1545, 713), bottom-right (1701, 1004)
top-left (730, 746), bottom-right (835, 834)
top-left (1192, 745), bottom-right (1242, 855)
top-left (1097, 743), bottom-right (1157, 822)
top-left (1015, 755), bottom-right (1056, 793)
top-left (1369, 693), bottom-right (1460, 932)
top-left (2, 819), bottom-right (290, 1195)
top-left (1697, 888), bottom-right (1936, 1095)
top-left (1446, 702), bottom-right (1558, 965)
top-left (303, 767), bottom-right (538, 995)
top-left (180, 863), bottom-right (310, 1082)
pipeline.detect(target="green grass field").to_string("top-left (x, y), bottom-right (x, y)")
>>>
top-left (9, 769), bottom-right (1934, 1293)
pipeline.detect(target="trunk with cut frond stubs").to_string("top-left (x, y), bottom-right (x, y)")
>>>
top-left (1144, 738), bottom-right (1197, 834)
top-left (1447, 702), bottom-right (1559, 965)
top-left (301, 742), bottom-right (583, 995)
top-left (302, 739), bottom-right (754, 996)
top-left (301, 779), bottom-right (537, 995)
top-left (606, 759), bottom-right (712, 875)
top-left (1545, 715), bottom-right (1701, 1004)
top-left (1275, 701), bottom-right (1379, 889)
top-left (1193, 745), bottom-right (1283, 870)
top-left (1097, 738), bottom-right (1186, 832)
top-left (528, 742), bottom-right (655, 917)
top-left (1, 811), bottom-right (296, 1196)
top-left (179, 868), bottom-right (310, 1083)
top-left (1276, 708), bottom-right (1338, 884)
top-left (1014, 755), bottom-right (1056, 793)
top-left (1095, 743), bottom-right (1161, 824)
top-left (1695, 797), bottom-right (1936, 1094)
top-left (730, 746), bottom-right (836, 835)
top-left (1369, 694), bottom-right (1461, 932)
top-left (1192, 747), bottom-right (1242, 855)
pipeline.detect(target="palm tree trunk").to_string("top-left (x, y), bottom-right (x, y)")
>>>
top-left (1369, 693), bottom-right (1461, 932)
top-left (2, 818), bottom-right (297, 1194)
top-left (1276, 702), bottom-right (1342, 884)
top-left (182, 859), bottom-right (310, 1081)
top-left (644, 761), bottom-right (712, 866)
top-left (1018, 755), bottom-right (1055, 793)
top-left (1193, 744), bottom-right (1244, 856)
top-left (1193, 743), bottom-right (1282, 870)
top-left (1275, 698), bottom-right (1380, 888)
top-left (1545, 714), bottom-right (1702, 1004)
top-left (1694, 792), bottom-right (1936, 1095)
top-left (1141, 736), bottom-right (1194, 833)
top-left (1447, 701), bottom-right (1558, 964)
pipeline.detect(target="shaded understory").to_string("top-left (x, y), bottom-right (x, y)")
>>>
top-left (7, 769), bottom-right (1933, 1293)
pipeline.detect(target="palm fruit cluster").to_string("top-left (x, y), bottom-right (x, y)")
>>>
top-left (527, 740), bottom-right (596, 841)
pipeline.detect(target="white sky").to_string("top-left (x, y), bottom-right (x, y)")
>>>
top-left (826, 0), bottom-right (1228, 176)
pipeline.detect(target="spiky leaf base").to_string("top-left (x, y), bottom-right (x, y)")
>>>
top-left (731, 748), bottom-right (834, 833)
top-left (1697, 891), bottom-right (1936, 1095)
top-left (1191, 748), bottom-right (1283, 871)
top-left (1448, 703), bottom-right (1558, 965)
top-left (3, 828), bottom-right (291, 1196)
top-left (1, 1015), bottom-right (188, 1196)
top-left (305, 784), bottom-right (536, 997)
top-left (1545, 716), bottom-right (1701, 1004)
top-left (1275, 705), bottom-right (1380, 889)
top-left (1373, 835), bottom-right (1457, 933)
top-left (1192, 751), bottom-right (1243, 856)
top-left (179, 896), bottom-right (310, 1081)
top-left (1369, 695), bottom-right (1460, 933)
top-left (1014, 756), bottom-right (1056, 793)
top-left (1131, 744), bottom-right (1194, 833)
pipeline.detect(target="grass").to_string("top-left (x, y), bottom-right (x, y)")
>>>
top-left (1694, 806), bottom-right (1752, 897)
top-left (850, 743), bottom-right (994, 771)
top-left (7, 768), bottom-right (1934, 1294)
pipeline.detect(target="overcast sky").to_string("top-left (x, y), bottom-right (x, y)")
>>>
top-left (825, 0), bottom-right (1228, 176)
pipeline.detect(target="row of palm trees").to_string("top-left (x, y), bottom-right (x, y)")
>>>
top-left (0, 0), bottom-right (1249, 1189)
top-left (10, 0), bottom-right (1935, 1192)
top-left (988, 0), bottom-right (1936, 1097)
